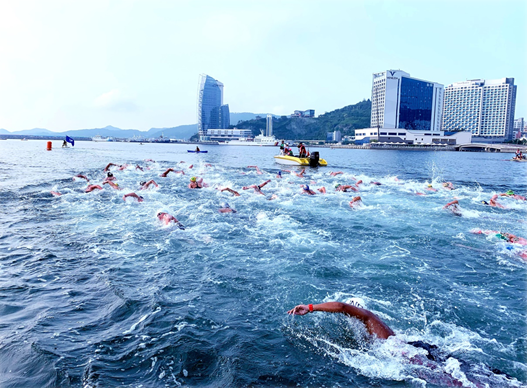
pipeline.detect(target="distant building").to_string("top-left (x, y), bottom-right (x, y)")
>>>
top-left (199, 128), bottom-right (252, 142)
top-left (443, 78), bottom-right (517, 142)
top-left (292, 109), bottom-right (315, 118)
top-left (197, 74), bottom-right (230, 138)
top-left (514, 118), bottom-right (524, 139)
top-left (266, 114), bottom-right (273, 137)
top-left (361, 70), bottom-right (467, 145)
top-left (371, 70), bottom-right (444, 132)
top-left (333, 131), bottom-right (342, 142)
top-left (326, 132), bottom-right (333, 142)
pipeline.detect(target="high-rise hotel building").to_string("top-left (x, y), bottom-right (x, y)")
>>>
top-left (357, 70), bottom-right (471, 145)
top-left (197, 74), bottom-right (230, 133)
top-left (371, 70), bottom-right (444, 131)
top-left (443, 78), bottom-right (517, 142)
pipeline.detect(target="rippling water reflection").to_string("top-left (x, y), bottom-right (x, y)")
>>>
top-left (0, 140), bottom-right (526, 387)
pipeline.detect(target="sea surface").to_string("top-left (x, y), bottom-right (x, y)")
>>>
top-left (0, 139), bottom-right (526, 388)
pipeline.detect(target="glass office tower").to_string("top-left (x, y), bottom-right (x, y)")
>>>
top-left (197, 74), bottom-right (230, 132)
top-left (371, 70), bottom-right (443, 132)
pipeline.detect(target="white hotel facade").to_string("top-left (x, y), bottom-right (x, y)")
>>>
top-left (442, 78), bottom-right (517, 142)
top-left (356, 70), bottom-right (471, 145)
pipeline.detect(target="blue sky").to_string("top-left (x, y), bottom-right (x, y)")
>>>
top-left (0, 0), bottom-right (525, 132)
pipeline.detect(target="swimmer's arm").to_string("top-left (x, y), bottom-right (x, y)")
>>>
top-left (288, 302), bottom-right (394, 339)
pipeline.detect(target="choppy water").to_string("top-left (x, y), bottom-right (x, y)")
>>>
top-left (0, 139), bottom-right (526, 388)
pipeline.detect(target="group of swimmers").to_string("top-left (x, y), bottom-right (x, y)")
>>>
top-left (49, 158), bottom-right (524, 384)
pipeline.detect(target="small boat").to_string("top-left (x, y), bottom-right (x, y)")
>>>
top-left (92, 135), bottom-right (114, 142)
top-left (187, 150), bottom-right (208, 153)
top-left (274, 151), bottom-right (327, 166)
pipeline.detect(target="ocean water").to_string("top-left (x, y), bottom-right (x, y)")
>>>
top-left (0, 139), bottom-right (526, 388)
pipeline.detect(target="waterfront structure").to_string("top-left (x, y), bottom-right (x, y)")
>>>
top-left (266, 114), bottom-right (273, 137)
top-left (443, 78), bottom-right (517, 142)
top-left (197, 74), bottom-right (230, 134)
top-left (292, 109), bottom-right (315, 118)
top-left (371, 70), bottom-right (444, 132)
top-left (199, 128), bottom-right (252, 142)
top-left (354, 128), bottom-right (471, 145)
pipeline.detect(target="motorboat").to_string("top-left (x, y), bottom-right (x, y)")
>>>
top-left (274, 151), bottom-right (327, 166)
top-left (92, 135), bottom-right (114, 142)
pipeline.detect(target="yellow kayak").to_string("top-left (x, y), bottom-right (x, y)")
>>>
top-left (274, 152), bottom-right (327, 166)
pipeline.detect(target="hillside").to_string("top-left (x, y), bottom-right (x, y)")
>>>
top-left (235, 100), bottom-right (371, 140)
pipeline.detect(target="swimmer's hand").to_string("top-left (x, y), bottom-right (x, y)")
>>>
top-left (287, 304), bottom-right (310, 316)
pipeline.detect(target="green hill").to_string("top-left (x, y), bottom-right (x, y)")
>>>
top-left (235, 99), bottom-right (371, 140)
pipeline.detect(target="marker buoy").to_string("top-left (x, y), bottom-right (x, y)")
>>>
top-left (47, 141), bottom-right (52, 151)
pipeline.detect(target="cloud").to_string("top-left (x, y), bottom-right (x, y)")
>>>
top-left (93, 89), bottom-right (138, 112)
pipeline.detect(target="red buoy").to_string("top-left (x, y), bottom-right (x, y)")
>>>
top-left (47, 141), bottom-right (52, 151)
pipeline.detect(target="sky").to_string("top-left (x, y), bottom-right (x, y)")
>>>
top-left (0, 0), bottom-right (525, 132)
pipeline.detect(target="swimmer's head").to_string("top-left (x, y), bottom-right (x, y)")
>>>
top-left (443, 183), bottom-right (448, 187)
top-left (481, 200), bottom-right (489, 205)
top-left (335, 183), bottom-right (341, 189)
top-left (140, 181), bottom-right (146, 186)
top-left (190, 177), bottom-right (197, 182)
top-left (139, 196), bottom-right (144, 200)
top-left (506, 190), bottom-right (514, 195)
top-left (278, 171), bottom-right (282, 176)
top-left (303, 185), bottom-right (310, 191)
top-left (107, 172), bottom-right (113, 177)
top-left (222, 202), bottom-right (230, 209)
top-left (427, 184), bottom-right (432, 188)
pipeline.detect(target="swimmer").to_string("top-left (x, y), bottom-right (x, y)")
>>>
top-left (123, 192), bottom-right (143, 202)
top-left (335, 184), bottom-right (358, 192)
top-left (242, 179), bottom-right (271, 195)
top-left (301, 184), bottom-right (316, 195)
top-left (443, 200), bottom-right (461, 216)
top-left (144, 159), bottom-right (155, 163)
top-left (73, 174), bottom-right (89, 182)
top-left (349, 196), bottom-right (363, 209)
top-left (140, 180), bottom-right (159, 190)
top-left (282, 169), bottom-right (305, 178)
top-left (499, 190), bottom-right (526, 201)
top-left (135, 164), bottom-right (144, 171)
top-left (104, 163), bottom-right (118, 172)
top-left (220, 187), bottom-right (240, 196)
top-left (489, 194), bottom-right (506, 208)
top-left (288, 301), bottom-right (394, 339)
top-left (294, 169), bottom-right (306, 178)
top-left (472, 229), bottom-right (527, 245)
top-left (85, 184), bottom-right (103, 193)
top-left (50, 191), bottom-right (62, 197)
top-left (218, 202), bottom-right (237, 213)
top-left (425, 184), bottom-right (437, 192)
top-left (317, 187), bottom-right (326, 193)
top-left (329, 171), bottom-right (343, 176)
top-left (442, 182), bottom-right (454, 190)
top-left (104, 172), bottom-right (116, 182)
top-left (156, 212), bottom-right (184, 228)
top-left (160, 168), bottom-right (185, 177)
top-left (102, 181), bottom-right (121, 190)
top-left (189, 176), bottom-right (206, 189)
top-left (370, 181), bottom-right (382, 186)
top-left (118, 164), bottom-right (129, 171)
top-left (287, 301), bottom-right (512, 382)
top-left (276, 171), bottom-right (282, 179)
top-left (247, 165), bottom-right (263, 175)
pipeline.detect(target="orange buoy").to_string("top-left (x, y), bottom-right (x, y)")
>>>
top-left (47, 141), bottom-right (52, 151)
